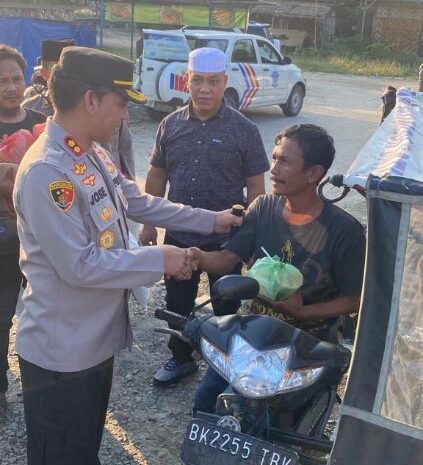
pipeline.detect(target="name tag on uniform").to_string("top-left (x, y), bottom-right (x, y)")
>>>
top-left (112, 172), bottom-right (128, 210)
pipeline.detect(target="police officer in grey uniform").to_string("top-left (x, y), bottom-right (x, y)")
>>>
top-left (13, 46), bottom-right (241, 465)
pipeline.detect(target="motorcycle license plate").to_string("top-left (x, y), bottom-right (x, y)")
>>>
top-left (181, 418), bottom-right (299, 465)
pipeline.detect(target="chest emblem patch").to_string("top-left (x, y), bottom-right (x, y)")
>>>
top-left (99, 230), bottom-right (115, 249)
top-left (100, 207), bottom-right (113, 222)
top-left (281, 240), bottom-right (295, 264)
top-left (96, 148), bottom-right (108, 161)
top-left (49, 181), bottom-right (75, 212)
top-left (65, 137), bottom-right (83, 156)
top-left (72, 162), bottom-right (87, 176)
top-left (106, 162), bottom-right (116, 174)
top-left (82, 174), bottom-right (96, 186)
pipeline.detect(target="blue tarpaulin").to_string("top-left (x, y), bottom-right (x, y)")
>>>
top-left (0, 16), bottom-right (96, 83)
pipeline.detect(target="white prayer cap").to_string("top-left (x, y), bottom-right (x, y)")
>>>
top-left (188, 47), bottom-right (226, 73)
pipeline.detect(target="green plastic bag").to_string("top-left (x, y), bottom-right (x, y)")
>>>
top-left (247, 255), bottom-right (303, 301)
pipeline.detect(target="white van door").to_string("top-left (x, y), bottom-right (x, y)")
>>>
top-left (228, 38), bottom-right (265, 110)
top-left (256, 39), bottom-right (289, 104)
top-left (140, 30), bottom-right (190, 108)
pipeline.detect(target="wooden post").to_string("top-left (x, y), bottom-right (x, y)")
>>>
top-left (314, 0), bottom-right (318, 48)
top-left (130, 0), bottom-right (135, 60)
top-left (361, 0), bottom-right (367, 39)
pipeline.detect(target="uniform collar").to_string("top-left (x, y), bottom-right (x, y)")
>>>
top-left (46, 118), bottom-right (90, 161)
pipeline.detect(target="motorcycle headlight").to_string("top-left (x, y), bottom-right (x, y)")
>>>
top-left (201, 335), bottom-right (323, 398)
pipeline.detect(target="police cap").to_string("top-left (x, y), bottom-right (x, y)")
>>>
top-left (41, 38), bottom-right (75, 62)
top-left (59, 46), bottom-right (146, 104)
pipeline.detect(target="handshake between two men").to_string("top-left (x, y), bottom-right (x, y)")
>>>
top-left (157, 208), bottom-right (244, 281)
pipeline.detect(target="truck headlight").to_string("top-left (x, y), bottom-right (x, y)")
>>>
top-left (201, 335), bottom-right (323, 398)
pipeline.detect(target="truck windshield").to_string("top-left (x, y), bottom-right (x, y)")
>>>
top-left (185, 37), bottom-right (228, 52)
top-left (143, 32), bottom-right (190, 62)
top-left (247, 25), bottom-right (272, 40)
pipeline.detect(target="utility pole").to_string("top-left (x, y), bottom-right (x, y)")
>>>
top-left (99, 0), bottom-right (104, 49)
top-left (130, 0), bottom-right (135, 60)
top-left (314, 0), bottom-right (318, 49)
top-left (360, 0), bottom-right (378, 40)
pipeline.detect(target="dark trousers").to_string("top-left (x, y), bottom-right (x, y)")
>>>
top-left (19, 356), bottom-right (114, 465)
top-left (194, 367), bottom-right (228, 414)
top-left (0, 248), bottom-right (21, 393)
top-left (164, 234), bottom-right (242, 363)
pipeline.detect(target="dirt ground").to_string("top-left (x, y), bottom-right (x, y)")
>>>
top-left (0, 69), bottom-right (417, 465)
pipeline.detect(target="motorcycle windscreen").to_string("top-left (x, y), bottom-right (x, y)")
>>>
top-left (329, 185), bottom-right (423, 464)
top-left (379, 203), bottom-right (423, 428)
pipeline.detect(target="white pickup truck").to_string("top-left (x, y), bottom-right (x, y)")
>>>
top-left (134, 29), bottom-right (306, 121)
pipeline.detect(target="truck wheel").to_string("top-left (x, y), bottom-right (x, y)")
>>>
top-left (225, 91), bottom-right (238, 110)
top-left (281, 84), bottom-right (304, 116)
top-left (146, 107), bottom-right (168, 122)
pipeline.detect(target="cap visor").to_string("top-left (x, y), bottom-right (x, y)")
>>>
top-left (123, 88), bottom-right (147, 104)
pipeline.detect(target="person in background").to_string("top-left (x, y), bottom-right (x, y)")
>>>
top-left (192, 124), bottom-right (366, 415)
top-left (23, 38), bottom-right (136, 182)
top-left (23, 56), bottom-right (46, 100)
top-left (136, 27), bottom-right (144, 59)
top-left (13, 46), bottom-right (242, 464)
top-left (0, 44), bottom-right (46, 415)
top-left (141, 47), bottom-right (269, 386)
top-left (23, 38), bottom-right (75, 116)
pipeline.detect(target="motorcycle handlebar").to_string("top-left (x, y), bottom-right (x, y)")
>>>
top-left (154, 309), bottom-right (188, 330)
top-left (318, 175), bottom-right (350, 203)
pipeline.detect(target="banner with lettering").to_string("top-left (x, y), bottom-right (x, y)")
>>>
top-left (105, 2), bottom-right (247, 28)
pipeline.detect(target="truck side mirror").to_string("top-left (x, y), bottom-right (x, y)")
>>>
top-left (283, 56), bottom-right (292, 65)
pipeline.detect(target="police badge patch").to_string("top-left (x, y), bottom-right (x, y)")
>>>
top-left (100, 206), bottom-right (113, 222)
top-left (99, 230), bottom-right (115, 249)
top-left (49, 181), bottom-right (75, 212)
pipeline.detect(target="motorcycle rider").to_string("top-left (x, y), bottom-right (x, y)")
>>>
top-left (192, 124), bottom-right (366, 414)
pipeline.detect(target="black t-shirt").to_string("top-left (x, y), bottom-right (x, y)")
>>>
top-left (0, 108), bottom-right (46, 139)
top-left (225, 194), bottom-right (366, 338)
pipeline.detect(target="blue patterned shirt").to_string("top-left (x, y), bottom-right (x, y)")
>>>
top-left (150, 102), bottom-right (269, 246)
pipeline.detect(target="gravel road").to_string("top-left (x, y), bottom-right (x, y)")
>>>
top-left (0, 70), bottom-right (417, 464)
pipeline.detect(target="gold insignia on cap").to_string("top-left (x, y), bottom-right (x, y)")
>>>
top-left (82, 174), bottom-right (96, 186)
top-left (72, 162), bottom-right (87, 176)
top-left (100, 207), bottom-right (113, 222)
top-left (125, 89), bottom-right (147, 103)
top-left (65, 137), bottom-right (84, 157)
top-left (99, 230), bottom-right (115, 249)
top-left (113, 80), bottom-right (133, 86)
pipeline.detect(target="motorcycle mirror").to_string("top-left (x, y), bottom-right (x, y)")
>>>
top-left (211, 275), bottom-right (260, 301)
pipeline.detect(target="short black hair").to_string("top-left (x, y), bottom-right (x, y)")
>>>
top-left (0, 44), bottom-right (26, 74)
top-left (49, 64), bottom-right (111, 113)
top-left (275, 124), bottom-right (335, 176)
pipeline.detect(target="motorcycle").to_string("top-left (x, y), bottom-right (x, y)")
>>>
top-left (154, 275), bottom-right (351, 465)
